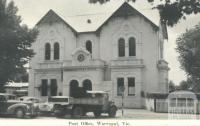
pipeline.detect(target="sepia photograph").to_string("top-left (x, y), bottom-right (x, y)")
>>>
top-left (0, 0), bottom-right (200, 125)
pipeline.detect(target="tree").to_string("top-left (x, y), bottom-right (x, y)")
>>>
top-left (177, 77), bottom-right (198, 91)
top-left (168, 80), bottom-right (176, 92)
top-left (0, 0), bottom-right (38, 92)
top-left (179, 80), bottom-right (191, 90)
top-left (176, 23), bottom-right (200, 91)
top-left (89, 0), bottom-right (200, 26)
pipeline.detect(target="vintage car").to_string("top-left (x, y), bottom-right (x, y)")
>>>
top-left (17, 96), bottom-right (41, 103)
top-left (0, 93), bottom-right (39, 118)
top-left (18, 96), bottom-right (54, 116)
top-left (38, 101), bottom-right (54, 115)
top-left (50, 91), bottom-right (118, 118)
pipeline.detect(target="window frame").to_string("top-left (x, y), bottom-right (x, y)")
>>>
top-left (41, 79), bottom-right (48, 96)
top-left (50, 79), bottom-right (57, 96)
top-left (129, 37), bottom-right (136, 57)
top-left (54, 42), bottom-right (60, 60)
top-left (118, 38), bottom-right (125, 57)
top-left (45, 43), bottom-right (51, 60)
top-left (128, 77), bottom-right (135, 96)
top-left (86, 40), bottom-right (92, 54)
top-left (117, 77), bottom-right (124, 96)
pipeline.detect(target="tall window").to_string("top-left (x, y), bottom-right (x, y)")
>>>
top-left (117, 78), bottom-right (124, 96)
top-left (41, 79), bottom-right (48, 96)
top-left (50, 79), bottom-right (57, 96)
top-left (86, 40), bottom-right (92, 54)
top-left (54, 42), bottom-right (60, 60)
top-left (70, 80), bottom-right (79, 97)
top-left (118, 38), bottom-right (125, 57)
top-left (82, 79), bottom-right (92, 91)
top-left (45, 43), bottom-right (51, 60)
top-left (129, 37), bottom-right (136, 56)
top-left (128, 77), bottom-right (135, 96)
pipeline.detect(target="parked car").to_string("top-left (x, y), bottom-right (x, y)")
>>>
top-left (38, 101), bottom-right (54, 115)
top-left (0, 93), bottom-right (39, 118)
top-left (17, 96), bottom-right (40, 103)
top-left (50, 91), bottom-right (118, 118)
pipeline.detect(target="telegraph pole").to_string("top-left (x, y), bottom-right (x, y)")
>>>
top-left (121, 86), bottom-right (125, 117)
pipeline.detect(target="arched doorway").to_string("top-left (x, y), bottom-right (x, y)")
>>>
top-left (82, 79), bottom-right (92, 92)
top-left (69, 80), bottom-right (79, 97)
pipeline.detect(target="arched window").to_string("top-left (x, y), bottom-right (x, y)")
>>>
top-left (54, 42), bottom-right (60, 60)
top-left (69, 80), bottom-right (79, 97)
top-left (45, 43), bottom-right (51, 60)
top-left (129, 37), bottom-right (136, 56)
top-left (82, 79), bottom-right (92, 91)
top-left (118, 38), bottom-right (125, 57)
top-left (86, 40), bottom-right (92, 54)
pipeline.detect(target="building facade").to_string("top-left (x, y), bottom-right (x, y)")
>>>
top-left (29, 2), bottom-right (169, 108)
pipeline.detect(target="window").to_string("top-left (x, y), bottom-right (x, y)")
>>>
top-left (45, 43), bottom-right (51, 60)
top-left (41, 79), bottom-right (48, 96)
top-left (86, 40), bottom-right (92, 54)
top-left (129, 37), bottom-right (136, 56)
top-left (82, 79), bottom-right (92, 91)
top-left (54, 42), bottom-right (60, 60)
top-left (50, 79), bottom-right (57, 96)
top-left (118, 38), bottom-right (125, 57)
top-left (117, 78), bottom-right (124, 96)
top-left (128, 77), bottom-right (135, 96)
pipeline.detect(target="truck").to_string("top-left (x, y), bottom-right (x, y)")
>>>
top-left (49, 91), bottom-right (117, 118)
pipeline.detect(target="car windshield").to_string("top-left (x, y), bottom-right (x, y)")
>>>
top-left (89, 93), bottom-right (108, 98)
top-left (8, 95), bottom-right (16, 100)
top-left (18, 97), bottom-right (40, 103)
top-left (48, 97), bottom-right (69, 102)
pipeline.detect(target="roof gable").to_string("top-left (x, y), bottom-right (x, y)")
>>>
top-left (36, 9), bottom-right (76, 33)
top-left (97, 2), bottom-right (159, 32)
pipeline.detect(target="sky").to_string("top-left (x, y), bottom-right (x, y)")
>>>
top-left (8, 0), bottom-right (200, 85)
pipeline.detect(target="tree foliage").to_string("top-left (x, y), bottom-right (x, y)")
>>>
top-left (176, 22), bottom-right (200, 91)
top-left (168, 80), bottom-right (176, 92)
top-left (179, 80), bottom-right (191, 90)
top-left (0, 0), bottom-right (38, 92)
top-left (89, 0), bottom-right (200, 26)
top-left (177, 77), bottom-right (200, 92)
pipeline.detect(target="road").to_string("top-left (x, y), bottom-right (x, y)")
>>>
top-left (1, 108), bottom-right (197, 120)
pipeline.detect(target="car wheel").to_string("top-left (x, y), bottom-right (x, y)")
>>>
top-left (108, 106), bottom-right (117, 118)
top-left (72, 107), bottom-right (83, 118)
top-left (15, 108), bottom-right (25, 118)
top-left (93, 111), bottom-right (101, 117)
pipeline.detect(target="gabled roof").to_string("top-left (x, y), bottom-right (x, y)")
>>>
top-left (36, 2), bottom-right (162, 34)
top-left (36, 9), bottom-right (76, 33)
top-left (96, 2), bottom-right (159, 32)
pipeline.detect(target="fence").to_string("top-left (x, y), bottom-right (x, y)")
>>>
top-left (146, 98), bottom-right (200, 114)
